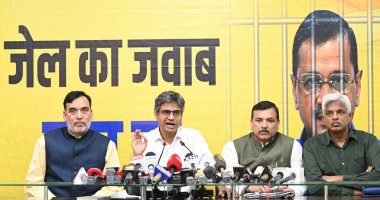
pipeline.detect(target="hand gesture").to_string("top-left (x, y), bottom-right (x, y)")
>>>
top-left (131, 129), bottom-right (147, 156)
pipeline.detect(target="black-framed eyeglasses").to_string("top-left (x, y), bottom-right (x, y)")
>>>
top-left (295, 72), bottom-right (355, 93)
top-left (159, 110), bottom-right (182, 117)
top-left (67, 107), bottom-right (91, 115)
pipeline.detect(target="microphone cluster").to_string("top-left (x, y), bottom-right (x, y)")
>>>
top-left (230, 165), bottom-right (304, 185)
top-left (73, 166), bottom-right (124, 185)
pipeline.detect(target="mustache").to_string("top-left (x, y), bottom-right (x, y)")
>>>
top-left (259, 129), bottom-right (270, 133)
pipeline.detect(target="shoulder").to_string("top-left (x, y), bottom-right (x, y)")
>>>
top-left (233, 133), bottom-right (251, 143)
top-left (179, 127), bottom-right (204, 139)
top-left (292, 139), bottom-right (302, 149)
top-left (89, 129), bottom-right (110, 142)
top-left (303, 133), bottom-right (325, 150)
top-left (44, 127), bottom-right (65, 138)
top-left (353, 129), bottom-right (378, 143)
top-left (180, 127), bottom-right (201, 135)
top-left (277, 133), bottom-right (296, 142)
top-left (222, 141), bottom-right (235, 150)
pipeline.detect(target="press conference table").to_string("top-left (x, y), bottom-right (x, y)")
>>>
top-left (2, 181), bottom-right (380, 200)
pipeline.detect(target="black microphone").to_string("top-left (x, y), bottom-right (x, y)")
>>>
top-left (180, 141), bottom-right (194, 156)
top-left (277, 172), bottom-right (296, 184)
top-left (239, 168), bottom-right (252, 183)
top-left (232, 166), bottom-right (245, 182)
top-left (157, 142), bottom-right (166, 165)
top-left (271, 171), bottom-right (284, 183)
top-left (203, 165), bottom-right (217, 179)
top-left (259, 166), bottom-right (273, 183)
top-left (213, 154), bottom-right (231, 183)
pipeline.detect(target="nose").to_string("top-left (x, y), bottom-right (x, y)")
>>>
top-left (167, 112), bottom-right (175, 120)
top-left (75, 111), bottom-right (84, 119)
top-left (261, 120), bottom-right (268, 128)
top-left (316, 83), bottom-right (333, 105)
top-left (331, 112), bottom-right (339, 119)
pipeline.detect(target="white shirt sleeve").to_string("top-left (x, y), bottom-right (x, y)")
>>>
top-left (290, 140), bottom-right (303, 168)
top-left (288, 140), bottom-right (306, 196)
top-left (221, 141), bottom-right (239, 174)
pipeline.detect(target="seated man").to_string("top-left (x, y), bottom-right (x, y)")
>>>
top-left (219, 101), bottom-right (305, 197)
top-left (303, 92), bottom-right (380, 196)
top-left (131, 91), bottom-right (214, 182)
top-left (25, 91), bottom-right (122, 198)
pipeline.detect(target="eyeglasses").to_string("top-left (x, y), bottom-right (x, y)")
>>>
top-left (159, 110), bottom-right (182, 117)
top-left (67, 107), bottom-right (91, 115)
top-left (295, 72), bottom-right (355, 93)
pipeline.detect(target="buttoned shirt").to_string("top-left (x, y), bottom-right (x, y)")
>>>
top-left (136, 126), bottom-right (214, 170)
top-left (303, 128), bottom-right (380, 196)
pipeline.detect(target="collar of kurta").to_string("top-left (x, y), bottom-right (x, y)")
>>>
top-left (63, 127), bottom-right (91, 141)
top-left (250, 132), bottom-right (279, 148)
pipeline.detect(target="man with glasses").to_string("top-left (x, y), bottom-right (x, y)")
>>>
top-left (303, 92), bottom-right (380, 196)
top-left (131, 90), bottom-right (213, 173)
top-left (291, 10), bottom-right (362, 146)
top-left (25, 91), bottom-right (121, 198)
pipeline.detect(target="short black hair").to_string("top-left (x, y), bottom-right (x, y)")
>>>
top-left (154, 91), bottom-right (185, 113)
top-left (292, 10), bottom-right (358, 77)
top-left (251, 101), bottom-right (279, 120)
top-left (63, 91), bottom-right (92, 110)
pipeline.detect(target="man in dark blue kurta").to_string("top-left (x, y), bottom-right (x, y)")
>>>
top-left (25, 91), bottom-right (121, 198)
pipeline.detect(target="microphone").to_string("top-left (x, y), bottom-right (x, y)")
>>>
top-left (180, 141), bottom-right (194, 156)
top-left (271, 171), bottom-right (284, 183)
top-left (239, 168), bottom-right (252, 183)
top-left (259, 166), bottom-right (273, 183)
top-left (250, 166), bottom-right (264, 182)
top-left (213, 154), bottom-right (231, 183)
top-left (167, 154), bottom-right (182, 175)
top-left (213, 154), bottom-right (226, 173)
top-left (122, 164), bottom-right (138, 184)
top-left (203, 165), bottom-right (217, 179)
top-left (152, 165), bottom-right (171, 184)
top-left (157, 142), bottom-right (167, 165)
top-left (232, 166), bottom-right (245, 182)
top-left (277, 172), bottom-right (296, 184)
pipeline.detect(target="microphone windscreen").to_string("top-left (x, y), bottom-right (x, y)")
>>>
top-left (87, 168), bottom-right (103, 176)
top-left (145, 152), bottom-right (157, 157)
top-left (213, 154), bottom-right (226, 172)
top-left (260, 166), bottom-right (273, 182)
top-left (167, 154), bottom-right (182, 172)
top-left (203, 166), bottom-right (217, 179)
top-left (253, 166), bottom-right (264, 176)
top-left (272, 171), bottom-right (284, 182)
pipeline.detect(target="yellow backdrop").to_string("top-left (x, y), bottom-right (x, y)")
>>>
top-left (0, 0), bottom-right (379, 197)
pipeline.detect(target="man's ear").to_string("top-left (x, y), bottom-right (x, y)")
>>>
top-left (63, 111), bottom-right (67, 121)
top-left (291, 74), bottom-right (299, 110)
top-left (349, 112), bottom-right (354, 121)
top-left (354, 70), bottom-right (363, 107)
top-left (155, 112), bottom-right (159, 120)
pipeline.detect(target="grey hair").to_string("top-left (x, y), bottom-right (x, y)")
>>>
top-left (154, 91), bottom-right (185, 113)
top-left (322, 92), bottom-right (351, 114)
